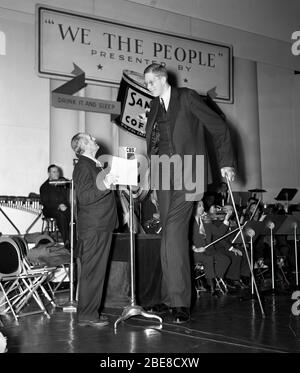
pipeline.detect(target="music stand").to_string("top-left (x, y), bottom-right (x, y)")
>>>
top-left (275, 188), bottom-right (298, 213)
top-left (234, 221), bottom-right (264, 297)
top-left (260, 215), bottom-right (286, 294)
top-left (248, 188), bottom-right (267, 202)
top-left (234, 221), bottom-right (264, 244)
top-left (275, 215), bottom-right (300, 289)
top-left (114, 147), bottom-right (162, 330)
top-left (261, 215), bottom-right (286, 234)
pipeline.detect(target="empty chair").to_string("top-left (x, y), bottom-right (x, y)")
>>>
top-left (0, 236), bottom-right (56, 323)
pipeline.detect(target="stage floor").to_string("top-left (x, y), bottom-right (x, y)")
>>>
top-left (1, 289), bottom-right (300, 354)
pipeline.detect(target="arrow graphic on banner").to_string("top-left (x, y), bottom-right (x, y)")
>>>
top-left (51, 63), bottom-right (121, 115)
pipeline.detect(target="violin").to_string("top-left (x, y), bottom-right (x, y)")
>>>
top-left (208, 205), bottom-right (233, 221)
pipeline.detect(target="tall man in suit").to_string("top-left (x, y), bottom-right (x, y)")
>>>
top-left (71, 133), bottom-right (118, 328)
top-left (143, 63), bottom-right (235, 323)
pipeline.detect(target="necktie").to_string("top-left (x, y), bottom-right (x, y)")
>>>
top-left (160, 98), bottom-right (167, 113)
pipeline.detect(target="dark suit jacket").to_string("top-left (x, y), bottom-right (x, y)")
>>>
top-left (40, 178), bottom-right (70, 215)
top-left (146, 87), bottom-right (235, 197)
top-left (72, 155), bottom-right (118, 234)
top-left (191, 218), bottom-right (229, 255)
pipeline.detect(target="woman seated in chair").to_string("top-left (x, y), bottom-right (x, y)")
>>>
top-left (191, 200), bottom-right (231, 295)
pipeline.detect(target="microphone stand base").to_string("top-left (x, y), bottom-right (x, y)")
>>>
top-left (114, 304), bottom-right (163, 330)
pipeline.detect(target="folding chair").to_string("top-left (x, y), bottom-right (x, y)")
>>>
top-left (194, 262), bottom-right (207, 296)
top-left (215, 277), bottom-right (228, 294)
top-left (0, 236), bottom-right (56, 323)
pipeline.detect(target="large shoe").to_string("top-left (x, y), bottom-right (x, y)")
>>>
top-left (225, 279), bottom-right (238, 290)
top-left (171, 307), bottom-right (190, 324)
top-left (238, 279), bottom-right (249, 289)
top-left (146, 303), bottom-right (170, 314)
top-left (227, 279), bottom-right (247, 290)
top-left (78, 315), bottom-right (109, 328)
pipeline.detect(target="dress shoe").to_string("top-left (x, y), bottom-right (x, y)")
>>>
top-left (147, 303), bottom-right (170, 314)
top-left (237, 279), bottom-right (249, 289)
top-left (171, 307), bottom-right (190, 324)
top-left (225, 279), bottom-right (238, 290)
top-left (241, 276), bottom-right (250, 286)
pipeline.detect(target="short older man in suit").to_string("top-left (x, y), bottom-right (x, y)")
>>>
top-left (71, 133), bottom-right (118, 328)
top-left (143, 63), bottom-right (235, 323)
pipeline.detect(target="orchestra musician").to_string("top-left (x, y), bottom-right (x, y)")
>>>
top-left (39, 164), bottom-right (71, 248)
top-left (192, 200), bottom-right (250, 290)
top-left (191, 200), bottom-right (231, 295)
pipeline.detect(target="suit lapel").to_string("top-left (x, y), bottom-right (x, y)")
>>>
top-left (146, 88), bottom-right (180, 154)
top-left (167, 88), bottom-right (180, 136)
top-left (146, 97), bottom-right (160, 153)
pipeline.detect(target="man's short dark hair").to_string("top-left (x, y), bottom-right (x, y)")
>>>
top-left (47, 164), bottom-right (58, 173)
top-left (143, 63), bottom-right (168, 79)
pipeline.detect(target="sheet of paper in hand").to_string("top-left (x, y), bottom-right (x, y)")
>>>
top-left (111, 156), bottom-right (138, 186)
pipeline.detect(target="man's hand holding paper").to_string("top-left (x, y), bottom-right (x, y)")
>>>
top-left (110, 156), bottom-right (138, 186)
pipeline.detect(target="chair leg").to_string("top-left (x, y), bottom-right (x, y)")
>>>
top-left (0, 282), bottom-right (19, 323)
top-left (215, 277), bottom-right (228, 294)
top-left (16, 277), bottom-right (50, 319)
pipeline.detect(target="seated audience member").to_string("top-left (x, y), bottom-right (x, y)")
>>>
top-left (40, 164), bottom-right (71, 247)
top-left (213, 182), bottom-right (230, 207)
top-left (191, 200), bottom-right (231, 295)
top-left (204, 202), bottom-right (250, 289)
top-left (239, 198), bottom-right (260, 224)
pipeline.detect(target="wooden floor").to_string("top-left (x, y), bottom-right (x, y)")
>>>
top-left (1, 287), bottom-right (300, 356)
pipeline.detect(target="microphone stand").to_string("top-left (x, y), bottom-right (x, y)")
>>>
top-left (114, 177), bottom-right (162, 330)
top-left (294, 223), bottom-right (299, 289)
top-left (225, 175), bottom-right (265, 318)
top-left (51, 179), bottom-right (77, 312)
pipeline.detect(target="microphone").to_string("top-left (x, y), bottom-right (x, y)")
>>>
top-left (266, 221), bottom-right (275, 230)
top-left (292, 222), bottom-right (298, 230)
top-left (49, 179), bottom-right (71, 185)
top-left (246, 228), bottom-right (255, 238)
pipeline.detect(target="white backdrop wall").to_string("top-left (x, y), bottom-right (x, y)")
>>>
top-left (0, 0), bottom-right (300, 235)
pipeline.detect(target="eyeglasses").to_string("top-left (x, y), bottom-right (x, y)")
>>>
top-left (145, 76), bottom-right (161, 88)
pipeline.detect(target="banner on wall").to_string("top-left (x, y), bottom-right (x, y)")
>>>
top-left (36, 4), bottom-right (233, 103)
